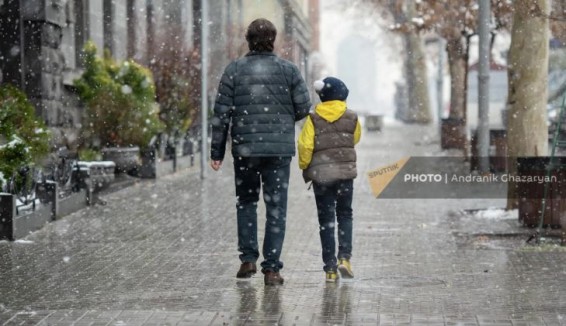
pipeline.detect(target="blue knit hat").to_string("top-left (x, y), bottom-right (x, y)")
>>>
top-left (313, 77), bottom-right (349, 102)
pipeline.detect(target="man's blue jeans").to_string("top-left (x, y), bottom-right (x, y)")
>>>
top-left (234, 156), bottom-right (291, 273)
top-left (313, 179), bottom-right (354, 272)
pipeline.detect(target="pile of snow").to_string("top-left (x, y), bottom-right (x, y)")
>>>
top-left (14, 239), bottom-right (34, 244)
top-left (473, 208), bottom-right (518, 220)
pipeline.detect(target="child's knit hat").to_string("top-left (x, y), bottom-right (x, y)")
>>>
top-left (313, 77), bottom-right (349, 102)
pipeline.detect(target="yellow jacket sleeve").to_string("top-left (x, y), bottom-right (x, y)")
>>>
top-left (298, 116), bottom-right (315, 170)
top-left (354, 119), bottom-right (362, 145)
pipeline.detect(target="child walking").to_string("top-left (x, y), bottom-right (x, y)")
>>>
top-left (298, 77), bottom-right (362, 282)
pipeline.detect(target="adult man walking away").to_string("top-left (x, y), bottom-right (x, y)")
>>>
top-left (210, 18), bottom-right (311, 285)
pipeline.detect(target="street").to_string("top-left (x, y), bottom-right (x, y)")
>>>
top-left (1, 123), bottom-right (565, 325)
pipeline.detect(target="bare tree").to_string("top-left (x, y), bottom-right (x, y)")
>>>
top-left (548, 0), bottom-right (566, 103)
top-left (506, 0), bottom-right (550, 209)
top-left (416, 1), bottom-right (512, 150)
top-left (402, 0), bottom-right (432, 123)
top-left (356, 0), bottom-right (514, 129)
top-left (550, 0), bottom-right (566, 45)
top-left (358, 0), bottom-right (432, 123)
top-left (149, 26), bottom-right (201, 135)
top-left (421, 1), bottom-right (477, 150)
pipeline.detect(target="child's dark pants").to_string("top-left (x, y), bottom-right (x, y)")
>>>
top-left (313, 179), bottom-right (353, 272)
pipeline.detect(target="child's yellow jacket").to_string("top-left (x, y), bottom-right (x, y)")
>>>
top-left (298, 100), bottom-right (362, 170)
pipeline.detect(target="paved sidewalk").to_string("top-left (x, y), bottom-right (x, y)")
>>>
top-left (1, 123), bottom-right (566, 325)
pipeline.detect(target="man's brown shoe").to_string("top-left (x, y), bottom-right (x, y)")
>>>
top-left (236, 262), bottom-right (257, 278)
top-left (264, 270), bottom-right (284, 285)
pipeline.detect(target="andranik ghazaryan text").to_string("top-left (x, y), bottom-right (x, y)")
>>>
top-left (450, 174), bottom-right (558, 184)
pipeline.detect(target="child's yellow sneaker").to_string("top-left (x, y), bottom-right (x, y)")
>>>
top-left (338, 258), bottom-right (354, 278)
top-left (326, 270), bottom-right (339, 283)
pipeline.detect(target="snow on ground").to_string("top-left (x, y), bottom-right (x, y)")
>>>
top-left (473, 208), bottom-right (518, 220)
top-left (14, 239), bottom-right (34, 244)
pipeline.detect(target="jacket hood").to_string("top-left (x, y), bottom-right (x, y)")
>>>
top-left (315, 100), bottom-right (347, 123)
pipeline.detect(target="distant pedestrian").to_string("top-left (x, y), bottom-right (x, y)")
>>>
top-left (298, 77), bottom-right (361, 282)
top-left (210, 18), bottom-right (311, 286)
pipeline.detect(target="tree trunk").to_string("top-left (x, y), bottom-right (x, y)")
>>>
top-left (402, 0), bottom-right (431, 124)
top-left (439, 34), bottom-right (468, 151)
top-left (446, 36), bottom-right (467, 121)
top-left (506, 0), bottom-right (550, 209)
top-left (404, 33), bottom-right (432, 123)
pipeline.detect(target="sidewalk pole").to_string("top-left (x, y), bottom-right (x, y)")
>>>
top-left (436, 37), bottom-right (444, 131)
top-left (200, 0), bottom-right (209, 180)
top-left (0, 193), bottom-right (15, 241)
top-left (478, 0), bottom-right (491, 173)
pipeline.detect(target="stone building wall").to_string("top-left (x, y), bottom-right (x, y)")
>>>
top-left (20, 0), bottom-right (68, 146)
top-left (0, 1), bottom-right (25, 89)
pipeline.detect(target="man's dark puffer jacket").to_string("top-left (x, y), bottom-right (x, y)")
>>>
top-left (211, 52), bottom-right (311, 160)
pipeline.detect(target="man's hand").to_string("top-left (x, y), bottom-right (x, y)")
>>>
top-left (210, 160), bottom-right (222, 171)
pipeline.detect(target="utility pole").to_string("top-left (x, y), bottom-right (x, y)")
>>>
top-left (200, 0), bottom-right (209, 180)
top-left (436, 38), bottom-right (444, 129)
top-left (477, 0), bottom-right (491, 173)
top-left (19, 0), bottom-right (25, 91)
